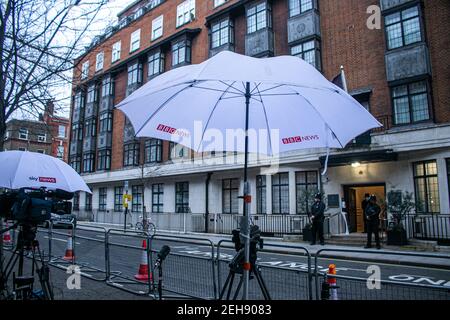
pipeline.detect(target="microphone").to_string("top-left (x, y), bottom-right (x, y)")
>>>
top-left (157, 245), bottom-right (170, 262)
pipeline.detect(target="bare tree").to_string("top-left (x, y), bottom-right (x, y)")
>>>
top-left (0, 0), bottom-right (111, 151)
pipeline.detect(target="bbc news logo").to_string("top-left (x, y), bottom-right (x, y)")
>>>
top-left (282, 135), bottom-right (319, 145)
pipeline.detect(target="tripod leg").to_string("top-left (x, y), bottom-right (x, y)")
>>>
top-left (226, 273), bottom-right (236, 301)
top-left (254, 266), bottom-right (271, 300)
top-left (233, 275), bottom-right (244, 300)
top-left (219, 271), bottom-right (233, 300)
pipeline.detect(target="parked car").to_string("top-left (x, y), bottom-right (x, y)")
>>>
top-left (40, 213), bottom-right (77, 229)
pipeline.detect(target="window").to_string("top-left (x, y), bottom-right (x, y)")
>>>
top-left (85, 193), bottom-right (92, 211)
top-left (73, 192), bottom-right (80, 211)
top-left (211, 18), bottom-right (234, 49)
top-left (74, 91), bottom-right (84, 111)
top-left (127, 62), bottom-right (143, 86)
top-left (256, 175), bottom-right (267, 214)
top-left (169, 142), bottom-right (189, 160)
top-left (83, 153), bottom-right (95, 173)
top-left (392, 81), bottom-right (430, 125)
top-left (19, 128), bottom-right (28, 140)
top-left (214, 0), bottom-right (228, 7)
top-left (71, 123), bottom-right (83, 141)
top-left (247, 2), bottom-right (271, 34)
top-left (151, 15), bottom-right (164, 40)
top-left (132, 185), bottom-right (143, 212)
top-left (130, 29), bottom-right (141, 52)
top-left (36, 149), bottom-right (45, 154)
top-left (295, 171), bottom-right (319, 214)
top-left (176, 0), bottom-right (195, 27)
top-left (58, 125), bottom-right (66, 138)
top-left (222, 179), bottom-right (240, 214)
top-left (145, 139), bottom-right (162, 163)
top-left (148, 51), bottom-right (164, 78)
top-left (81, 61), bottom-right (89, 80)
top-left (134, 7), bottom-right (144, 19)
top-left (147, 0), bottom-right (163, 10)
top-left (99, 188), bottom-right (107, 211)
top-left (96, 52), bottom-right (104, 71)
top-left (70, 156), bottom-right (81, 173)
top-left (175, 182), bottom-right (189, 213)
top-left (37, 133), bottom-right (46, 142)
top-left (4, 130), bottom-right (10, 140)
top-left (99, 112), bottom-right (113, 133)
top-left (102, 76), bottom-right (113, 97)
top-left (57, 145), bottom-right (64, 159)
top-left (447, 159), bottom-right (450, 205)
top-left (114, 187), bottom-right (123, 212)
top-left (124, 143), bottom-right (140, 167)
top-left (172, 39), bottom-right (191, 66)
top-left (18, 147), bottom-right (26, 151)
top-left (84, 118), bottom-right (97, 138)
top-left (289, 0), bottom-right (313, 17)
top-left (414, 161), bottom-right (440, 213)
top-left (272, 173), bottom-right (290, 214)
top-left (152, 184), bottom-right (164, 213)
top-left (97, 149), bottom-right (111, 171)
top-left (291, 40), bottom-right (321, 70)
top-left (385, 5), bottom-right (422, 50)
top-left (112, 41), bottom-right (121, 63)
top-left (87, 85), bottom-right (97, 104)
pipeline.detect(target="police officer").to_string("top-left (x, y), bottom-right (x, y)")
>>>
top-left (361, 193), bottom-right (370, 233)
top-left (310, 193), bottom-right (326, 246)
top-left (364, 195), bottom-right (381, 249)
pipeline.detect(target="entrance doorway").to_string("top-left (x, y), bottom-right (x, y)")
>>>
top-left (344, 184), bottom-right (386, 233)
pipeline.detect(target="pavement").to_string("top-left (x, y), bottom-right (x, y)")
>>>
top-left (78, 221), bottom-right (450, 270)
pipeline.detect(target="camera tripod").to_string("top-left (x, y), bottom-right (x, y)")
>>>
top-left (1, 224), bottom-right (53, 300)
top-left (219, 248), bottom-right (271, 300)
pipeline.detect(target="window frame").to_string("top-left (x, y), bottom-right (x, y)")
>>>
top-left (272, 172), bottom-right (290, 215)
top-left (290, 39), bottom-right (321, 70)
top-left (222, 178), bottom-right (240, 214)
top-left (73, 192), bottom-right (80, 211)
top-left (256, 175), bottom-right (267, 214)
top-left (102, 76), bottom-right (113, 97)
top-left (96, 51), bottom-right (104, 72)
top-left (58, 125), bottom-right (66, 138)
top-left (81, 61), bottom-right (89, 80)
top-left (123, 142), bottom-right (140, 167)
top-left (99, 112), bottom-right (113, 133)
top-left (37, 133), bottom-right (46, 143)
top-left (132, 185), bottom-right (144, 213)
top-left (84, 118), bottom-right (97, 138)
top-left (384, 4), bottom-right (424, 51)
top-left (130, 29), bottom-right (141, 53)
top-left (145, 138), bottom-right (162, 164)
top-left (97, 149), bottom-right (111, 171)
top-left (70, 156), bottom-right (81, 173)
top-left (85, 193), bottom-right (92, 211)
top-left (176, 0), bottom-right (196, 28)
top-left (413, 160), bottom-right (440, 214)
top-left (114, 187), bottom-right (124, 212)
top-left (295, 171), bottom-right (319, 215)
top-left (175, 182), bottom-right (189, 213)
top-left (246, 1), bottom-right (272, 35)
top-left (112, 41), bottom-right (121, 63)
top-left (151, 15), bottom-right (164, 41)
top-left (98, 187), bottom-right (107, 212)
top-left (152, 183), bottom-right (164, 213)
top-left (19, 128), bottom-right (28, 140)
top-left (82, 152), bottom-right (95, 173)
top-left (210, 18), bottom-right (234, 49)
top-left (172, 39), bottom-right (191, 67)
top-left (148, 50), bottom-right (165, 79)
top-left (391, 80), bottom-right (431, 126)
top-left (127, 61), bottom-right (143, 86)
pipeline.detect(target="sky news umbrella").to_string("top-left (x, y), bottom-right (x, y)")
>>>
top-left (0, 150), bottom-right (91, 193)
top-left (117, 51), bottom-right (382, 299)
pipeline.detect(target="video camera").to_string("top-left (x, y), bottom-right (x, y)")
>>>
top-left (229, 225), bottom-right (264, 272)
top-left (0, 188), bottom-right (74, 225)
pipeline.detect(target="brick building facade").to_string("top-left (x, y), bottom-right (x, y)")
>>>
top-left (69, 0), bottom-right (450, 238)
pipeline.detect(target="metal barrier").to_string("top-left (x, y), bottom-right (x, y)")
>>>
top-left (148, 234), bottom-right (217, 300)
top-left (217, 240), bottom-right (313, 300)
top-left (406, 214), bottom-right (450, 244)
top-left (105, 228), bottom-right (153, 296)
top-left (314, 248), bottom-right (450, 300)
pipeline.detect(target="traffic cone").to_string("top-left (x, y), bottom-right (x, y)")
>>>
top-left (3, 221), bottom-right (12, 246)
top-left (134, 239), bottom-right (153, 282)
top-left (328, 264), bottom-right (338, 300)
top-left (63, 231), bottom-right (75, 261)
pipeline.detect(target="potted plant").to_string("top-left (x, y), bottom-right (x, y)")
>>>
top-left (384, 190), bottom-right (416, 246)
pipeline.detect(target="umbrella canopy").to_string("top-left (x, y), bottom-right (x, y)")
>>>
top-left (117, 51), bottom-right (382, 156)
top-left (0, 151), bottom-right (91, 193)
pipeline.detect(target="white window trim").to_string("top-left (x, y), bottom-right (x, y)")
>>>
top-left (176, 0), bottom-right (196, 27)
top-left (81, 61), bottom-right (89, 79)
top-left (214, 0), bottom-right (227, 7)
top-left (151, 15), bottom-right (164, 41)
top-left (112, 41), bottom-right (121, 62)
top-left (96, 52), bottom-right (104, 72)
top-left (58, 125), bottom-right (66, 138)
top-left (130, 29), bottom-right (141, 52)
top-left (19, 129), bottom-right (28, 140)
top-left (37, 133), bottom-right (46, 142)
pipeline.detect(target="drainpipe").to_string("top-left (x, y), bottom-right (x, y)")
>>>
top-left (205, 172), bottom-right (213, 233)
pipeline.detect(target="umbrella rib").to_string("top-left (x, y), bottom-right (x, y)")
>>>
top-left (254, 85), bottom-right (274, 156)
top-left (191, 84), bottom-right (243, 96)
top-left (220, 80), bottom-right (245, 95)
top-left (286, 85), bottom-right (345, 148)
top-left (195, 81), bottom-right (237, 153)
top-left (250, 82), bottom-right (262, 95)
top-left (133, 82), bottom-right (198, 137)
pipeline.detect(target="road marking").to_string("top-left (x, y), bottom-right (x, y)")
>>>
top-left (44, 236), bottom-right (80, 245)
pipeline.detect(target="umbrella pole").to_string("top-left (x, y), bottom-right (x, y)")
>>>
top-left (242, 82), bottom-right (251, 300)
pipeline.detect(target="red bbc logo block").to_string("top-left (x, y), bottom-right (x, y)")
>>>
top-left (282, 136), bottom-right (302, 145)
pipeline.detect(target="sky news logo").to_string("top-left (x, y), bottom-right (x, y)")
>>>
top-left (29, 176), bottom-right (57, 183)
top-left (282, 135), bottom-right (320, 145)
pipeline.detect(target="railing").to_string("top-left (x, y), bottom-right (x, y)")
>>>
top-left (405, 214), bottom-right (450, 245)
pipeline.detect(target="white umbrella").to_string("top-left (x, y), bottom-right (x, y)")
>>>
top-left (117, 51), bottom-right (382, 299)
top-left (0, 150), bottom-right (91, 193)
